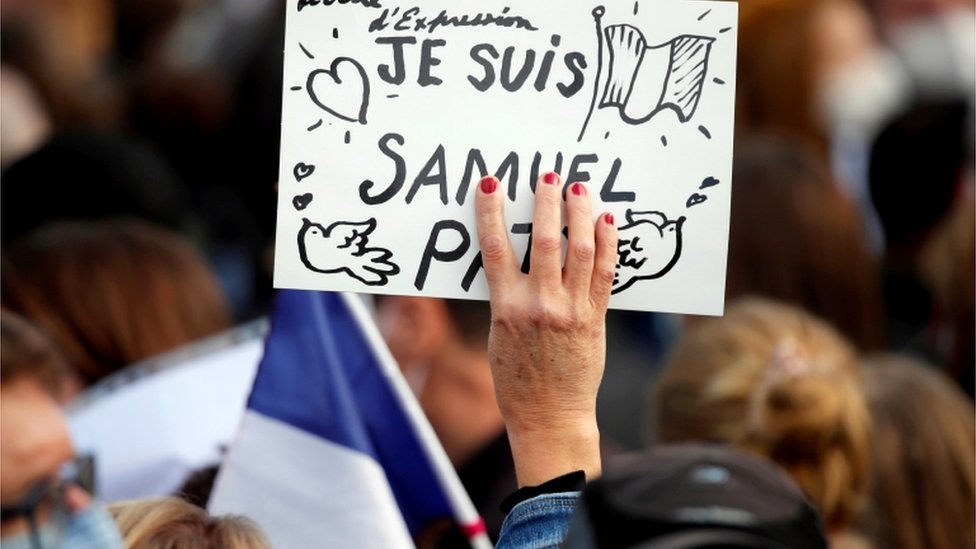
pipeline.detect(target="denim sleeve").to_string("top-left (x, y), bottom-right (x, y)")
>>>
top-left (495, 492), bottom-right (581, 549)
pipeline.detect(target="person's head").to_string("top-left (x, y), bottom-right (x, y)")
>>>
top-left (2, 218), bottom-right (231, 385)
top-left (1, 129), bottom-right (192, 246)
top-left (564, 443), bottom-right (829, 549)
top-left (0, 0), bottom-right (117, 128)
top-left (737, 0), bottom-right (882, 155)
top-left (869, 100), bottom-right (970, 254)
top-left (1, 323), bottom-right (123, 549)
top-left (859, 354), bottom-right (975, 549)
top-left (374, 296), bottom-right (497, 465)
top-left (375, 297), bottom-right (490, 358)
top-left (727, 136), bottom-right (885, 350)
top-left (651, 298), bottom-right (872, 534)
top-left (109, 497), bottom-right (270, 549)
top-left (1, 310), bottom-right (80, 402)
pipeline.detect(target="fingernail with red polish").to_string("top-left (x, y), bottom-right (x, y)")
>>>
top-left (543, 172), bottom-right (559, 185)
top-left (604, 212), bottom-right (615, 225)
top-left (571, 183), bottom-right (584, 196)
top-left (480, 176), bottom-right (497, 194)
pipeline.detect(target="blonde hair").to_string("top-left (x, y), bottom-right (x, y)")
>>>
top-left (109, 497), bottom-right (270, 549)
top-left (651, 298), bottom-right (871, 532)
top-left (859, 354), bottom-right (975, 549)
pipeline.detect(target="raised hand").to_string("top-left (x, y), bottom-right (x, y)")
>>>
top-left (475, 171), bottom-right (617, 487)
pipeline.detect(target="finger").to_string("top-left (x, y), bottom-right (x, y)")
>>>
top-left (475, 175), bottom-right (518, 297)
top-left (529, 171), bottom-right (564, 288)
top-left (563, 182), bottom-right (596, 295)
top-left (590, 212), bottom-right (618, 311)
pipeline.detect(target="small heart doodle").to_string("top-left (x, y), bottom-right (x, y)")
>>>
top-left (293, 193), bottom-right (313, 211)
top-left (306, 57), bottom-right (370, 125)
top-left (686, 193), bottom-right (708, 208)
top-left (293, 162), bottom-right (315, 182)
top-left (699, 176), bottom-right (720, 190)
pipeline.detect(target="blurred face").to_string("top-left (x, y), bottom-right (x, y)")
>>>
top-left (874, 0), bottom-right (973, 28)
top-left (0, 377), bottom-right (76, 538)
top-left (812, 0), bottom-right (877, 80)
top-left (812, 0), bottom-right (911, 133)
top-left (0, 378), bottom-right (125, 549)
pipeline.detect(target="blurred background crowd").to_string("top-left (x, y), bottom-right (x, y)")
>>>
top-left (0, 0), bottom-right (973, 547)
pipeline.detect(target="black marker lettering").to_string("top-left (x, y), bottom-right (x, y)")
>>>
top-left (395, 7), bottom-right (420, 30)
top-left (600, 158), bottom-right (634, 202)
top-left (368, 8), bottom-right (390, 31)
top-left (299, 0), bottom-right (382, 12)
top-left (512, 222), bottom-right (533, 274)
top-left (359, 133), bottom-right (406, 204)
top-left (406, 145), bottom-right (448, 205)
top-left (468, 44), bottom-right (498, 91)
top-left (533, 35), bottom-right (561, 91)
top-left (415, 220), bottom-right (470, 290)
top-left (500, 47), bottom-right (536, 92)
top-left (497, 152), bottom-right (520, 201)
top-left (566, 154), bottom-right (597, 185)
top-left (461, 253), bottom-right (483, 291)
top-left (456, 149), bottom-right (488, 205)
top-left (558, 52), bottom-right (587, 98)
top-left (529, 152), bottom-right (563, 192)
top-left (375, 36), bottom-right (416, 85)
top-left (418, 39), bottom-right (446, 86)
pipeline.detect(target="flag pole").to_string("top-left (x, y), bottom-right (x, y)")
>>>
top-left (341, 293), bottom-right (494, 549)
top-left (577, 5), bottom-right (606, 142)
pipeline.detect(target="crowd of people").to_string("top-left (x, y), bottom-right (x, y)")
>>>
top-left (1, 0), bottom-right (973, 547)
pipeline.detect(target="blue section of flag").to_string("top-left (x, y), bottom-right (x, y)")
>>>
top-left (247, 289), bottom-right (454, 535)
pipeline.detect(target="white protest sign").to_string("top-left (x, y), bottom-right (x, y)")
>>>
top-left (69, 322), bottom-right (266, 501)
top-left (274, 0), bottom-right (737, 314)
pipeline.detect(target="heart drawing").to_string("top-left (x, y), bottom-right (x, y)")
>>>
top-left (306, 57), bottom-right (370, 125)
top-left (686, 193), bottom-right (708, 208)
top-left (293, 193), bottom-right (313, 211)
top-left (293, 162), bottom-right (315, 182)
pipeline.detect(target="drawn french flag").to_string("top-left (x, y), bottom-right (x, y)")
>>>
top-left (577, 7), bottom-right (716, 141)
top-left (208, 290), bottom-right (490, 548)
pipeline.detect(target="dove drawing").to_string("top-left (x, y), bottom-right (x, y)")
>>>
top-left (613, 209), bottom-right (685, 294)
top-left (298, 217), bottom-right (400, 286)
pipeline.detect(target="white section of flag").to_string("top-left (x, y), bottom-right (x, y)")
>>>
top-left (209, 411), bottom-right (414, 548)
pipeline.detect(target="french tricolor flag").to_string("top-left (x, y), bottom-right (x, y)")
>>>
top-left (209, 290), bottom-right (491, 548)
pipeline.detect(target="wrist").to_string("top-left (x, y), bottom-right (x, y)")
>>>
top-left (506, 418), bottom-right (601, 487)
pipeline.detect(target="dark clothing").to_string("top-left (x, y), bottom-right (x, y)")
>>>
top-left (427, 433), bottom-right (517, 548)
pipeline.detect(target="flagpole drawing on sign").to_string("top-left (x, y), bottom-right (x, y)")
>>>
top-left (274, 1), bottom-right (738, 315)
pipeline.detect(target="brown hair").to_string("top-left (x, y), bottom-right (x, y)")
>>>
top-left (443, 299), bottom-right (491, 348)
top-left (374, 296), bottom-right (491, 349)
top-left (920, 195), bottom-right (975, 386)
top-left (737, 0), bottom-right (874, 158)
top-left (652, 298), bottom-right (872, 533)
top-left (859, 354), bottom-right (975, 549)
top-left (727, 136), bottom-right (885, 350)
top-left (737, 0), bottom-right (827, 155)
top-left (2, 219), bottom-right (231, 384)
top-left (0, 309), bottom-right (78, 401)
top-left (110, 497), bottom-right (270, 549)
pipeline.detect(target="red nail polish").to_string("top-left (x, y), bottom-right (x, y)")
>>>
top-left (571, 183), bottom-right (584, 196)
top-left (543, 172), bottom-right (559, 185)
top-left (480, 176), bottom-right (497, 194)
top-left (604, 212), bottom-right (615, 225)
